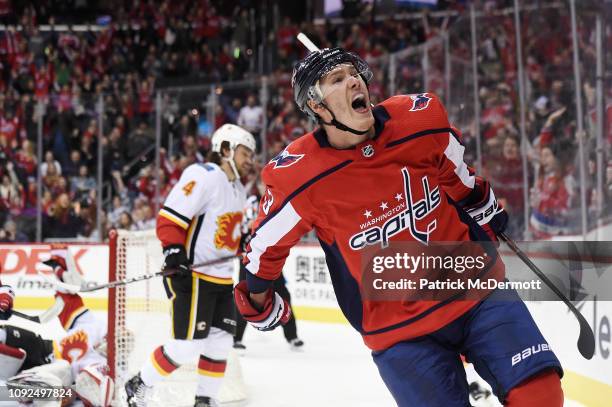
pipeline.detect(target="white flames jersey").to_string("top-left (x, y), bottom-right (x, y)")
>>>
top-left (159, 163), bottom-right (246, 279)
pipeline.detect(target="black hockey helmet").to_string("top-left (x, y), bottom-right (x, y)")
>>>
top-left (291, 47), bottom-right (373, 121)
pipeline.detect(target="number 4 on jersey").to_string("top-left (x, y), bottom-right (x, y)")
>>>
top-left (182, 181), bottom-right (196, 196)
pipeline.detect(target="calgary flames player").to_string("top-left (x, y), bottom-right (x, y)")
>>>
top-left (0, 246), bottom-right (113, 406)
top-left (125, 124), bottom-right (255, 407)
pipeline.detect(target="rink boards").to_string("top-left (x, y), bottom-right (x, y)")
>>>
top-left (0, 242), bottom-right (610, 406)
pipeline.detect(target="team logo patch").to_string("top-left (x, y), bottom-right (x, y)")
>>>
top-left (214, 212), bottom-right (243, 252)
top-left (362, 144), bottom-right (374, 158)
top-left (60, 330), bottom-right (89, 363)
top-left (349, 167), bottom-right (440, 250)
top-left (270, 149), bottom-right (304, 169)
top-left (409, 93), bottom-right (432, 112)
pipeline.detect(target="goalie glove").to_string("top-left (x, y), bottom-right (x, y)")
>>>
top-left (234, 280), bottom-right (291, 331)
top-left (162, 244), bottom-right (191, 282)
top-left (0, 285), bottom-right (15, 320)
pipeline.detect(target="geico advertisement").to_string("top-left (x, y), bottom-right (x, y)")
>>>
top-left (0, 244), bottom-right (109, 299)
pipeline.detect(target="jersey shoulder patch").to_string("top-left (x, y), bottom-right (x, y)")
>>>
top-left (261, 132), bottom-right (342, 198)
top-left (198, 162), bottom-right (219, 172)
top-left (379, 93), bottom-right (450, 139)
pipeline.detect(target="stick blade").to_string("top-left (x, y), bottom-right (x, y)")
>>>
top-left (577, 314), bottom-right (595, 359)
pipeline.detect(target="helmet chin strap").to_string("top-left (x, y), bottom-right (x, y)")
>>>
top-left (318, 102), bottom-right (370, 135)
top-left (222, 149), bottom-right (241, 180)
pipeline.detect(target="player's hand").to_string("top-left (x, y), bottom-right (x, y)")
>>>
top-left (0, 285), bottom-right (15, 320)
top-left (162, 244), bottom-right (191, 281)
top-left (481, 204), bottom-right (508, 243)
top-left (234, 280), bottom-right (291, 331)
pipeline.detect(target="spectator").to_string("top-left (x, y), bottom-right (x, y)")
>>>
top-left (237, 94), bottom-right (264, 149)
top-left (43, 192), bottom-right (81, 238)
top-left (485, 135), bottom-right (526, 239)
top-left (127, 121), bottom-right (154, 162)
top-left (40, 151), bottom-right (62, 177)
top-left (529, 145), bottom-right (572, 238)
top-left (63, 149), bottom-right (85, 178)
top-left (117, 211), bottom-right (134, 231)
top-left (0, 164), bottom-right (21, 224)
top-left (1, 220), bottom-right (28, 242)
top-left (70, 165), bottom-right (96, 200)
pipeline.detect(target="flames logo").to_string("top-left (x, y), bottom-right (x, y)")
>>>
top-left (59, 330), bottom-right (89, 363)
top-left (214, 212), bottom-right (243, 252)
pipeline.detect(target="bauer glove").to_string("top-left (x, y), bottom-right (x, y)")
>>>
top-left (0, 285), bottom-right (15, 320)
top-left (462, 178), bottom-right (508, 242)
top-left (162, 244), bottom-right (191, 281)
top-left (234, 280), bottom-right (291, 331)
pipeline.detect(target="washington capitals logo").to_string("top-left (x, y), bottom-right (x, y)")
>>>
top-left (270, 149), bottom-right (304, 169)
top-left (409, 93), bottom-right (432, 112)
top-left (349, 167), bottom-right (440, 250)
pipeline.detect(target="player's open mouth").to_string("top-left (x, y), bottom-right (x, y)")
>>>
top-left (351, 93), bottom-right (369, 113)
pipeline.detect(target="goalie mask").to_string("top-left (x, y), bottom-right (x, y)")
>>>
top-left (211, 123), bottom-right (256, 179)
top-left (292, 47), bottom-right (373, 133)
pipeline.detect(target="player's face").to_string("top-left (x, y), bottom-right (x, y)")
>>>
top-left (234, 145), bottom-right (254, 177)
top-left (317, 63), bottom-right (374, 133)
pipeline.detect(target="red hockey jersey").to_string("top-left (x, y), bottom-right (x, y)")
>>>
top-left (245, 93), bottom-right (504, 351)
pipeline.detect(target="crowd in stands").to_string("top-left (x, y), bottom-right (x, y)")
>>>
top-left (0, 0), bottom-right (609, 242)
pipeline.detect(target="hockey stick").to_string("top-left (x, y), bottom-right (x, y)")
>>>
top-left (498, 232), bottom-right (595, 360)
top-left (11, 310), bottom-right (41, 323)
top-left (297, 32), bottom-right (320, 52)
top-left (80, 254), bottom-right (241, 293)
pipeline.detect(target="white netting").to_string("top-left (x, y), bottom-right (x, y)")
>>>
top-left (109, 229), bottom-right (246, 406)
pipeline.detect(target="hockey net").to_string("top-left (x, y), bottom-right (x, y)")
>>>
top-left (108, 229), bottom-right (246, 406)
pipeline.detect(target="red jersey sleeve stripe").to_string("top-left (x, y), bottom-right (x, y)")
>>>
top-left (159, 206), bottom-right (190, 229)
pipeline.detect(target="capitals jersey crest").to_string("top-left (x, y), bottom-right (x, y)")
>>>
top-left (409, 93), bottom-right (432, 112)
top-left (270, 148), bottom-right (304, 169)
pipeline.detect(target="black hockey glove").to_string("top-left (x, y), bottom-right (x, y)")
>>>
top-left (162, 245), bottom-right (191, 282)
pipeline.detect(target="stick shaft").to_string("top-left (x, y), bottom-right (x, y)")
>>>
top-left (297, 32), bottom-right (320, 52)
top-left (12, 310), bottom-right (40, 323)
top-left (81, 254), bottom-right (240, 292)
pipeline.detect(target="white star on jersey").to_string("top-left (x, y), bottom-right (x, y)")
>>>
top-left (364, 210), bottom-right (372, 218)
top-left (380, 202), bottom-right (388, 210)
top-left (395, 193), bottom-right (403, 201)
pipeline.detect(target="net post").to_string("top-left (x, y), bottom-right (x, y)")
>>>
top-left (107, 229), bottom-right (118, 381)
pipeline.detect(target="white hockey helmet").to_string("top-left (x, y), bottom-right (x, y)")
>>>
top-left (211, 124), bottom-right (256, 154)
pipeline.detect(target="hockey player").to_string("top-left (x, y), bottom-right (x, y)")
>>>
top-left (234, 48), bottom-right (563, 406)
top-left (0, 247), bottom-right (114, 406)
top-left (125, 124), bottom-right (255, 407)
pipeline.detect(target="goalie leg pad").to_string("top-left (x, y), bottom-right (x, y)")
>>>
top-left (0, 342), bottom-right (26, 380)
top-left (8, 359), bottom-right (73, 405)
top-left (75, 364), bottom-right (114, 407)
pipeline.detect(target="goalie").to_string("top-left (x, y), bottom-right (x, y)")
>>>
top-left (0, 247), bottom-right (114, 407)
